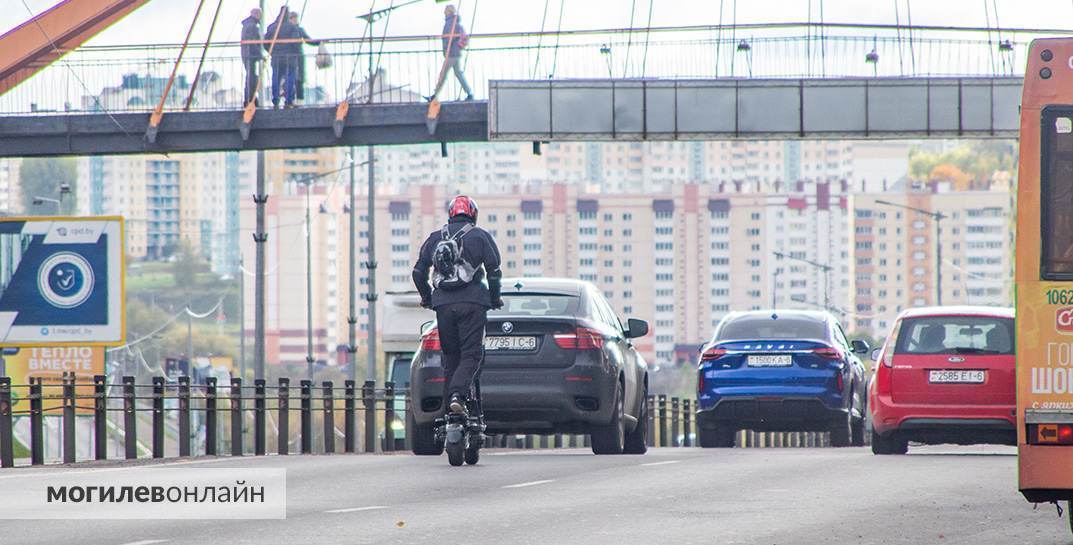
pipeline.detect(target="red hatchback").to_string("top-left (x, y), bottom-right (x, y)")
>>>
top-left (868, 306), bottom-right (1016, 455)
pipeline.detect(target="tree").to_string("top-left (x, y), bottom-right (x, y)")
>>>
top-left (18, 157), bottom-right (77, 215)
top-left (171, 241), bottom-right (205, 292)
top-left (929, 163), bottom-right (971, 190)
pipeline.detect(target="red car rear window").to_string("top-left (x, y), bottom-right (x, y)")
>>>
top-left (895, 316), bottom-right (1014, 355)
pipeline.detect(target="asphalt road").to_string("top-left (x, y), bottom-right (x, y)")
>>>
top-left (0, 445), bottom-right (1068, 545)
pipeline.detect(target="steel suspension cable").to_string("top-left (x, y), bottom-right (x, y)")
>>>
top-left (906, 0), bottom-right (916, 74)
top-left (640, 0), bottom-right (655, 77)
top-left (622, 0), bottom-right (638, 77)
top-left (184, 0), bottom-right (226, 111)
top-left (371, 0), bottom-right (398, 100)
top-left (549, 0), bottom-right (565, 78)
top-left (730, 0), bottom-right (737, 77)
top-left (531, 0), bottom-right (551, 79)
top-left (151, 0), bottom-right (207, 119)
top-left (715, 0), bottom-right (724, 76)
top-left (819, 0), bottom-right (826, 77)
top-left (461, 0), bottom-right (480, 73)
top-left (983, 0), bottom-right (995, 74)
top-left (346, 0), bottom-right (376, 102)
top-left (894, 0), bottom-right (904, 75)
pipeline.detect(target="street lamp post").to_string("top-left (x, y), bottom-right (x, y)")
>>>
top-left (293, 162), bottom-right (364, 380)
top-left (356, 0), bottom-right (420, 390)
top-left (31, 196), bottom-right (62, 214)
top-left (874, 199), bottom-right (947, 306)
top-left (772, 251), bottom-right (833, 312)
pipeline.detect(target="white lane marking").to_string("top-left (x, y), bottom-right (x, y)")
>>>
top-left (502, 479), bottom-right (554, 489)
top-left (325, 505), bottom-right (390, 514)
top-left (118, 540), bottom-right (168, 545)
top-left (639, 460), bottom-right (681, 467)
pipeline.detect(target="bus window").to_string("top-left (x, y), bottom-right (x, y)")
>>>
top-left (1042, 110), bottom-right (1073, 279)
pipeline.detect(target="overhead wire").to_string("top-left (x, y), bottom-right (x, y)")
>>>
top-left (983, 0), bottom-right (995, 74)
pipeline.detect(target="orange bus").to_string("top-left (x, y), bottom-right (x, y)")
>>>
top-left (1017, 38), bottom-right (1073, 521)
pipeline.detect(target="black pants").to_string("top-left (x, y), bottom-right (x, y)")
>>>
top-left (243, 58), bottom-right (259, 105)
top-left (435, 302), bottom-right (487, 406)
top-left (296, 56), bottom-right (306, 101)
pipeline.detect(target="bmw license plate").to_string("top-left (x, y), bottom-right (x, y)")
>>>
top-left (929, 370), bottom-right (985, 384)
top-left (484, 336), bottom-right (537, 351)
top-left (747, 355), bottom-right (792, 367)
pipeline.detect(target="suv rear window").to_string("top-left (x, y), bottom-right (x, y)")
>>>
top-left (895, 316), bottom-right (1014, 355)
top-left (717, 315), bottom-right (827, 341)
top-left (490, 293), bottom-right (578, 317)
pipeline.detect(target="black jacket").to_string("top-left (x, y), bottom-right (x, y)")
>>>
top-left (441, 14), bottom-right (466, 58)
top-left (240, 16), bottom-right (262, 61)
top-left (264, 19), bottom-right (300, 57)
top-left (412, 217), bottom-right (502, 309)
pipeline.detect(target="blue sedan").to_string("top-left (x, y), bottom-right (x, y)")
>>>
top-left (695, 310), bottom-right (869, 448)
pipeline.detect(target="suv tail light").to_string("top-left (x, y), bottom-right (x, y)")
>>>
top-left (554, 327), bottom-right (605, 350)
top-left (701, 347), bottom-right (727, 361)
top-left (421, 328), bottom-right (441, 351)
top-left (812, 346), bottom-right (843, 360)
top-left (697, 367), bottom-right (706, 394)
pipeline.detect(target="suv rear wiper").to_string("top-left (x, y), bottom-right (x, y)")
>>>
top-left (953, 347), bottom-right (1001, 354)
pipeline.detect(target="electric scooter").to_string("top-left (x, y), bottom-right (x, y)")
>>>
top-left (435, 379), bottom-right (485, 466)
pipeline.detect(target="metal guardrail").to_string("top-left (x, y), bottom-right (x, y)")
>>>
top-left (0, 26), bottom-right (1036, 115)
top-left (0, 374), bottom-right (837, 467)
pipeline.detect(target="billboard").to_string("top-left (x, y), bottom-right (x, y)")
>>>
top-left (0, 217), bottom-right (124, 346)
top-left (4, 346), bottom-right (106, 415)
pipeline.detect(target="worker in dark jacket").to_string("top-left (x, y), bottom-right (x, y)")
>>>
top-left (264, 8), bottom-right (300, 108)
top-left (412, 196), bottom-right (502, 415)
top-left (429, 4), bottom-right (474, 102)
top-left (288, 12), bottom-right (320, 104)
top-left (240, 8), bottom-right (262, 106)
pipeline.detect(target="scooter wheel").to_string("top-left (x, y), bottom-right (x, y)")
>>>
top-left (447, 440), bottom-right (465, 466)
top-left (464, 445), bottom-right (479, 465)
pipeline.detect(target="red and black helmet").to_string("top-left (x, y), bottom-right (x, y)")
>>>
top-left (447, 195), bottom-right (479, 222)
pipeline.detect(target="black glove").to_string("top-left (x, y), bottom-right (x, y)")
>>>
top-left (420, 298), bottom-right (432, 309)
top-left (490, 297), bottom-right (504, 310)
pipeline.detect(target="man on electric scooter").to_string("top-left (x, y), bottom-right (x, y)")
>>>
top-left (412, 195), bottom-right (503, 422)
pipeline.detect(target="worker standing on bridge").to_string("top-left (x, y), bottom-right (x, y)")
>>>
top-left (428, 4), bottom-right (474, 102)
top-left (288, 12), bottom-right (320, 105)
top-left (240, 8), bottom-right (262, 106)
top-left (264, 8), bottom-right (300, 109)
top-left (412, 196), bottom-right (502, 416)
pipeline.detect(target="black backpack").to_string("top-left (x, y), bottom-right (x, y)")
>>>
top-left (432, 223), bottom-right (478, 291)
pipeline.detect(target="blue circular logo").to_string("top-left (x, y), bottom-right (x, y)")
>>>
top-left (37, 252), bottom-right (94, 309)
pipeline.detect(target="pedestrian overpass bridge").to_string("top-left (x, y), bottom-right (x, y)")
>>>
top-left (0, 24), bottom-right (1036, 156)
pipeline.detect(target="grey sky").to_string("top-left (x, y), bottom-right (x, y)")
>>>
top-left (3, 0), bottom-right (1073, 48)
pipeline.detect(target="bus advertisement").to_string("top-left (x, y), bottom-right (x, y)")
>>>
top-left (1016, 38), bottom-right (1073, 523)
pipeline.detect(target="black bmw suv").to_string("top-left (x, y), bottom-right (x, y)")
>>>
top-left (408, 278), bottom-right (650, 455)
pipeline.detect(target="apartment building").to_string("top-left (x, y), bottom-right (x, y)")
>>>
top-left (0, 158), bottom-right (21, 214)
top-left (850, 181), bottom-right (1015, 336)
top-left (240, 181), bottom-right (853, 368)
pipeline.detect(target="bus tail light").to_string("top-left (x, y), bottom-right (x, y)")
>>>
top-left (1028, 424), bottom-right (1073, 445)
